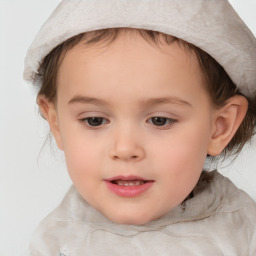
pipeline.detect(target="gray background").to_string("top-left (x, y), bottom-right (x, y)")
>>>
top-left (0, 0), bottom-right (255, 254)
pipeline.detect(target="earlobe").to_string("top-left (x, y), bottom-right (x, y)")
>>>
top-left (37, 95), bottom-right (64, 150)
top-left (207, 95), bottom-right (248, 156)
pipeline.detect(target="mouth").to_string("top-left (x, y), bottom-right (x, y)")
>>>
top-left (104, 176), bottom-right (154, 197)
top-left (111, 179), bottom-right (147, 186)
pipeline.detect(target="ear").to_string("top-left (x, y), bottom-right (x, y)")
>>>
top-left (207, 95), bottom-right (248, 156)
top-left (37, 95), bottom-right (63, 150)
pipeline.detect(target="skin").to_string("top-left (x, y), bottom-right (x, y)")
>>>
top-left (38, 31), bottom-right (248, 225)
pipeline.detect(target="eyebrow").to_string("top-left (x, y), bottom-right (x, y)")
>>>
top-left (139, 97), bottom-right (192, 108)
top-left (68, 96), bottom-right (110, 106)
top-left (68, 95), bottom-right (192, 107)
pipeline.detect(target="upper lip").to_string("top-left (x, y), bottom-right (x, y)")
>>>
top-left (105, 175), bottom-right (152, 181)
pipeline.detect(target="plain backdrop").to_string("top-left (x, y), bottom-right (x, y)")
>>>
top-left (0, 0), bottom-right (256, 255)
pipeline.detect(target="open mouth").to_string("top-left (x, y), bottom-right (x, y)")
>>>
top-left (111, 179), bottom-right (147, 186)
top-left (105, 176), bottom-right (154, 197)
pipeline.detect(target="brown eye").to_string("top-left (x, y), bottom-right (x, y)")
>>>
top-left (84, 117), bottom-right (106, 127)
top-left (151, 117), bottom-right (168, 126)
top-left (149, 117), bottom-right (176, 127)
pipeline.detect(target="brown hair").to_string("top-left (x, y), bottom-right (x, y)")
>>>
top-left (37, 28), bottom-right (256, 158)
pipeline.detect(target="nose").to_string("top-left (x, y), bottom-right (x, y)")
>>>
top-left (109, 128), bottom-right (145, 162)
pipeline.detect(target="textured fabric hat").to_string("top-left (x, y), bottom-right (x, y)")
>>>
top-left (23, 0), bottom-right (256, 97)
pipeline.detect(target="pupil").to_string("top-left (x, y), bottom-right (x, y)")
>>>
top-left (152, 117), bottom-right (167, 126)
top-left (88, 117), bottom-right (103, 126)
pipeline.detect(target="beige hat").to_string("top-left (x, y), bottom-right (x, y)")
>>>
top-left (23, 0), bottom-right (256, 97)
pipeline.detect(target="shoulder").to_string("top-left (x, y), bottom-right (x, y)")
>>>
top-left (195, 170), bottom-right (256, 220)
top-left (29, 185), bottom-right (88, 255)
top-left (194, 170), bottom-right (256, 206)
top-left (192, 170), bottom-right (256, 255)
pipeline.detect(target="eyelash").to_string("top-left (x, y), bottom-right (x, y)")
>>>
top-left (79, 116), bottom-right (177, 129)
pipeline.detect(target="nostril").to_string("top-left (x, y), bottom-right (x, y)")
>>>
top-left (109, 146), bottom-right (145, 161)
top-left (113, 155), bottom-right (138, 160)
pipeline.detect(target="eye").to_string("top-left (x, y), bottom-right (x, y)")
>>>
top-left (148, 117), bottom-right (177, 127)
top-left (81, 117), bottom-right (108, 127)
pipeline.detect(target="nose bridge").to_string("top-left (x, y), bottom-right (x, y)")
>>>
top-left (109, 122), bottom-right (145, 161)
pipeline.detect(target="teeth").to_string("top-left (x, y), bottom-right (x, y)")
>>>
top-left (115, 180), bottom-right (145, 186)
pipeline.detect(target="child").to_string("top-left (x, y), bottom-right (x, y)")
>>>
top-left (24, 0), bottom-right (256, 255)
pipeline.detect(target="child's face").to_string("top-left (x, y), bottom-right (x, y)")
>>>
top-left (45, 33), bottom-right (218, 225)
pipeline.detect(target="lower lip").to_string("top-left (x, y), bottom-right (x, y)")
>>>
top-left (105, 181), bottom-right (154, 197)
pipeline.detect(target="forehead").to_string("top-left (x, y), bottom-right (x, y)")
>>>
top-left (56, 32), bottom-right (208, 104)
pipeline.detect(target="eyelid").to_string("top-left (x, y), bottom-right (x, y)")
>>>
top-left (77, 111), bottom-right (107, 118)
top-left (145, 111), bottom-right (178, 120)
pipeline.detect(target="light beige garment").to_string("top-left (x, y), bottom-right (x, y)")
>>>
top-left (29, 170), bottom-right (256, 256)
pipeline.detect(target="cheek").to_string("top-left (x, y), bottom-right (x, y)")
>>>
top-left (63, 141), bottom-right (105, 204)
top-left (154, 125), bottom-right (209, 167)
top-left (60, 126), bottom-right (104, 184)
top-left (150, 124), bottom-right (210, 196)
